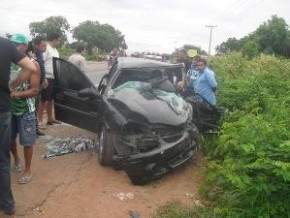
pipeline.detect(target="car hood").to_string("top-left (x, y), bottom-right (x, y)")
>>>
top-left (107, 82), bottom-right (191, 126)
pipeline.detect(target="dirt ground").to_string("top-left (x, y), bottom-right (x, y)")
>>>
top-left (2, 123), bottom-right (204, 218)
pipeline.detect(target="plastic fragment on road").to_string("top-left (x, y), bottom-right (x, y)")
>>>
top-left (115, 192), bottom-right (134, 201)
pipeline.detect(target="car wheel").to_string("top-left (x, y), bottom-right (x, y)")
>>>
top-left (98, 125), bottom-right (115, 166)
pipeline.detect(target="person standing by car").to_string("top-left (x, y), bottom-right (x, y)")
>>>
top-left (181, 55), bottom-right (201, 97)
top-left (175, 49), bottom-right (191, 73)
top-left (68, 44), bottom-right (86, 72)
top-left (0, 36), bottom-right (36, 215)
top-left (194, 58), bottom-right (217, 106)
top-left (9, 34), bottom-right (40, 185)
top-left (33, 35), bottom-right (48, 132)
top-left (41, 32), bottom-right (61, 126)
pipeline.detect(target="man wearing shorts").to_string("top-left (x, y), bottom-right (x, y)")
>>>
top-left (41, 32), bottom-right (61, 125)
top-left (0, 36), bottom-right (36, 215)
top-left (9, 34), bottom-right (40, 185)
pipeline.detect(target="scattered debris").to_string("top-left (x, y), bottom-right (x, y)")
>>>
top-left (114, 192), bottom-right (134, 201)
top-left (129, 210), bottom-right (140, 218)
top-left (32, 207), bottom-right (44, 213)
top-left (43, 135), bottom-right (98, 158)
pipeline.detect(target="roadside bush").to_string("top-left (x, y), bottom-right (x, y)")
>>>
top-left (156, 53), bottom-right (290, 217)
top-left (203, 53), bottom-right (290, 217)
top-left (58, 47), bottom-right (74, 59)
top-left (153, 200), bottom-right (213, 218)
top-left (58, 47), bottom-right (107, 61)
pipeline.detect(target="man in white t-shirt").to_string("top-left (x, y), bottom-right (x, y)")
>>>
top-left (41, 32), bottom-right (61, 126)
top-left (68, 44), bottom-right (86, 72)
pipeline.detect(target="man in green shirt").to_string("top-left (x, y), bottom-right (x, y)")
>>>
top-left (9, 34), bottom-right (40, 185)
top-left (0, 36), bottom-right (36, 215)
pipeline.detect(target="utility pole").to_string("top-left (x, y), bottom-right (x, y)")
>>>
top-left (205, 25), bottom-right (217, 55)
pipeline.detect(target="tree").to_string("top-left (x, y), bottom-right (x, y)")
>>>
top-left (217, 15), bottom-right (290, 57)
top-left (241, 39), bottom-right (260, 59)
top-left (72, 20), bottom-right (127, 54)
top-left (255, 15), bottom-right (289, 56)
top-left (72, 21), bottom-right (99, 54)
top-left (29, 16), bottom-right (70, 41)
top-left (215, 37), bottom-right (241, 54)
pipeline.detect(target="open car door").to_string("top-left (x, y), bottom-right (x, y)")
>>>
top-left (53, 57), bottom-right (101, 132)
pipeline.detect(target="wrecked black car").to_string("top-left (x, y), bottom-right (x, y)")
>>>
top-left (53, 57), bottom-right (199, 185)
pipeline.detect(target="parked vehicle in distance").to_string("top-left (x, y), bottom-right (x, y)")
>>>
top-left (53, 57), bottom-right (199, 184)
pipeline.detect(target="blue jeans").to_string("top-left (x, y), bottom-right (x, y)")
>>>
top-left (0, 111), bottom-right (15, 210)
top-left (11, 112), bottom-right (36, 146)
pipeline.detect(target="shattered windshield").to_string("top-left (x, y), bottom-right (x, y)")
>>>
top-left (107, 67), bottom-right (187, 115)
top-left (108, 80), bottom-right (187, 115)
top-left (111, 67), bottom-right (183, 91)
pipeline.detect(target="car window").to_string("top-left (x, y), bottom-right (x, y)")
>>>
top-left (165, 67), bottom-right (183, 84)
top-left (58, 61), bottom-right (91, 91)
top-left (111, 68), bottom-right (176, 93)
top-left (112, 69), bottom-right (151, 89)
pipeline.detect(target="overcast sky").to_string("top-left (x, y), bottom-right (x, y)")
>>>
top-left (1, 0), bottom-right (289, 54)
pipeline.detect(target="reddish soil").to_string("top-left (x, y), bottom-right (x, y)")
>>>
top-left (2, 124), bottom-right (204, 218)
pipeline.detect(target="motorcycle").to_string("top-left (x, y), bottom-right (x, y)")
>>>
top-left (185, 94), bottom-right (223, 134)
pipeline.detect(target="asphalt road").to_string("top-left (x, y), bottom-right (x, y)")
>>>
top-left (85, 61), bottom-right (108, 86)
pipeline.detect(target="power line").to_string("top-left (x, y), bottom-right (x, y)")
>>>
top-left (205, 25), bottom-right (217, 55)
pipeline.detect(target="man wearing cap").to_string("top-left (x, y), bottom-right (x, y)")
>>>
top-left (0, 35), bottom-right (36, 215)
top-left (9, 34), bottom-right (40, 186)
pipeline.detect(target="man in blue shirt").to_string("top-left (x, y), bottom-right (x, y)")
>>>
top-left (185, 55), bottom-right (200, 94)
top-left (194, 58), bottom-right (217, 106)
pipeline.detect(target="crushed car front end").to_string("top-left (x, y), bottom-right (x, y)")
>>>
top-left (103, 83), bottom-right (199, 184)
top-left (114, 121), bottom-right (198, 184)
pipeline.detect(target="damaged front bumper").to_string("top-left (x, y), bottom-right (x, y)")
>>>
top-left (113, 130), bottom-right (198, 184)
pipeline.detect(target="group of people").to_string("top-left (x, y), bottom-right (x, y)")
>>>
top-left (175, 49), bottom-right (218, 106)
top-left (0, 31), bottom-right (72, 215)
top-left (174, 49), bottom-right (220, 133)
top-left (0, 31), bottom-right (88, 215)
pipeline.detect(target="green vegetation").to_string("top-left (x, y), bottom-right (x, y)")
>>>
top-left (72, 20), bottom-right (127, 54)
top-left (58, 47), bottom-right (107, 61)
top-left (28, 16), bottom-right (127, 54)
top-left (29, 16), bottom-right (70, 42)
top-left (153, 200), bottom-right (213, 218)
top-left (216, 15), bottom-right (290, 58)
top-left (58, 47), bottom-right (74, 59)
top-left (155, 53), bottom-right (290, 218)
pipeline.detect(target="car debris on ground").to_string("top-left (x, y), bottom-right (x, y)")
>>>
top-left (42, 135), bottom-right (98, 158)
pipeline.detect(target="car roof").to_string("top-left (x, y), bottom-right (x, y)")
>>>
top-left (117, 57), bottom-right (181, 69)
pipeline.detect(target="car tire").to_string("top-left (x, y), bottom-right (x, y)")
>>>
top-left (98, 125), bottom-right (115, 166)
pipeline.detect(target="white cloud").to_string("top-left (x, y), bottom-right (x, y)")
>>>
top-left (1, 0), bottom-right (289, 54)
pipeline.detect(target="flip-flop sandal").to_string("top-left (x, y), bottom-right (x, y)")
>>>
top-left (18, 174), bottom-right (32, 184)
top-left (47, 120), bottom-right (62, 125)
top-left (37, 124), bottom-right (46, 130)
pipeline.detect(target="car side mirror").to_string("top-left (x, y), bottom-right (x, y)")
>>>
top-left (98, 74), bottom-right (109, 93)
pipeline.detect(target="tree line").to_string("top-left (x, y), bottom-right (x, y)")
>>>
top-left (29, 16), bottom-right (127, 54)
top-left (216, 15), bottom-right (290, 58)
